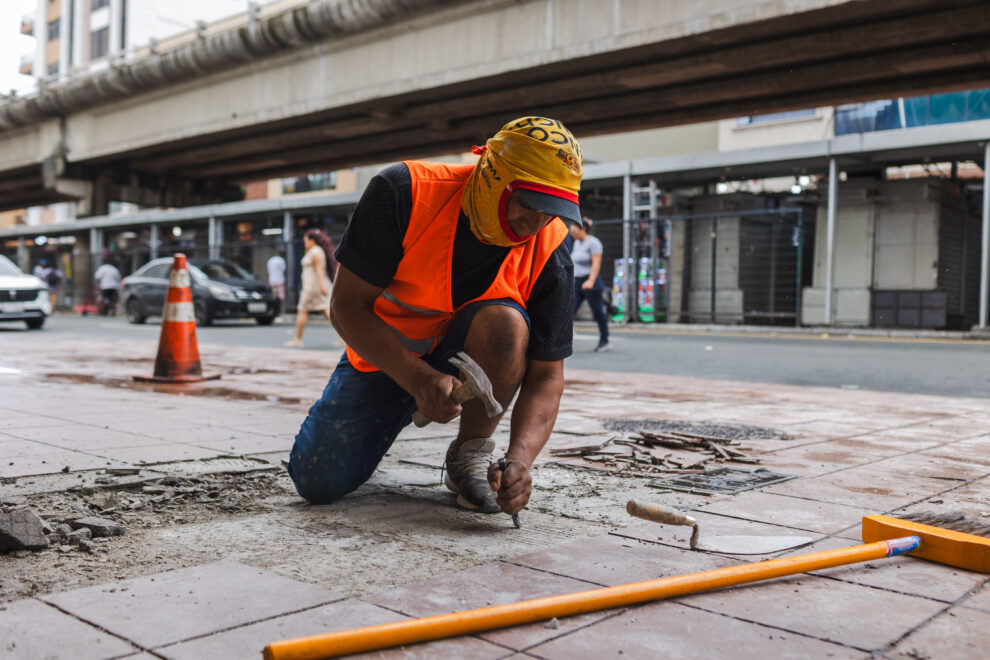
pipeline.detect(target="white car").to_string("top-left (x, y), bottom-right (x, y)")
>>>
top-left (0, 254), bottom-right (51, 329)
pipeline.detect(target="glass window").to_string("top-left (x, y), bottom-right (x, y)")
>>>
top-left (197, 261), bottom-right (253, 280)
top-left (736, 109), bottom-right (817, 126)
top-left (46, 62), bottom-right (59, 76)
top-left (0, 255), bottom-right (24, 277)
top-left (92, 0), bottom-right (109, 9)
top-left (91, 27), bottom-right (109, 59)
top-left (47, 19), bottom-right (60, 41)
top-left (144, 263), bottom-right (171, 279)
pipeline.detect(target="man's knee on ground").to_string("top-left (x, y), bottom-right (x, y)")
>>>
top-left (288, 454), bottom-right (372, 505)
top-left (467, 304), bottom-right (529, 359)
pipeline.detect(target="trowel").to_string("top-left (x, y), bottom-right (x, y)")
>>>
top-left (626, 500), bottom-right (815, 555)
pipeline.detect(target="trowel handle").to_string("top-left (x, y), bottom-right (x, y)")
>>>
top-left (626, 500), bottom-right (697, 527)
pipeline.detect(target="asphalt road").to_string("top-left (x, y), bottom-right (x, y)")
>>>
top-left (6, 313), bottom-right (990, 398)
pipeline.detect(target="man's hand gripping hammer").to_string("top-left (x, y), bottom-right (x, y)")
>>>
top-left (411, 351), bottom-right (503, 427)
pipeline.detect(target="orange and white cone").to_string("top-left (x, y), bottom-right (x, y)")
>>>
top-left (134, 254), bottom-right (220, 383)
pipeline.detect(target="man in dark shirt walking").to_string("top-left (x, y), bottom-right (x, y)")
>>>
top-left (287, 117), bottom-right (582, 518)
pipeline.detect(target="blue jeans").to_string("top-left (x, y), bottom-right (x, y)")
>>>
top-left (287, 299), bottom-right (530, 504)
top-left (574, 275), bottom-right (609, 344)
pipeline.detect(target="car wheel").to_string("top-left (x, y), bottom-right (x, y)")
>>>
top-left (256, 315), bottom-right (276, 326)
top-left (25, 317), bottom-right (44, 330)
top-left (126, 298), bottom-right (146, 324)
top-left (195, 301), bottom-right (213, 326)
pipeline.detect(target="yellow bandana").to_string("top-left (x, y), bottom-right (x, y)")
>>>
top-left (461, 117), bottom-right (583, 247)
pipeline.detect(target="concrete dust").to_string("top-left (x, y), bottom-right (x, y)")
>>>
top-left (0, 452), bottom-right (659, 604)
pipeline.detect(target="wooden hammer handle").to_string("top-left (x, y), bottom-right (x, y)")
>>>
top-left (411, 383), bottom-right (474, 427)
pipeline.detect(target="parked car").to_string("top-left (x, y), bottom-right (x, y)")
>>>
top-left (0, 254), bottom-right (51, 330)
top-left (121, 257), bottom-right (280, 326)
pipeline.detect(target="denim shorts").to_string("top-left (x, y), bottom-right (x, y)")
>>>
top-left (287, 298), bottom-right (530, 504)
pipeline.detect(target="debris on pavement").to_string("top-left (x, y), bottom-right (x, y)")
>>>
top-left (0, 507), bottom-right (50, 551)
top-left (70, 517), bottom-right (125, 538)
top-left (550, 425), bottom-right (765, 476)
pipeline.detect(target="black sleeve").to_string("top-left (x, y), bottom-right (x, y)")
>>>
top-left (526, 243), bottom-right (574, 362)
top-left (333, 163), bottom-right (412, 288)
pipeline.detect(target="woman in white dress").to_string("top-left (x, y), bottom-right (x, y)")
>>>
top-left (285, 229), bottom-right (336, 347)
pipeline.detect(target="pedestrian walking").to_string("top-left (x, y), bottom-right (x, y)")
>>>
top-left (570, 217), bottom-right (610, 352)
top-left (93, 258), bottom-right (122, 316)
top-left (267, 250), bottom-right (287, 302)
top-left (33, 258), bottom-right (62, 310)
top-left (285, 229), bottom-right (336, 347)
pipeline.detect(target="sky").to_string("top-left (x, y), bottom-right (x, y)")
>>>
top-left (0, 0), bottom-right (38, 95)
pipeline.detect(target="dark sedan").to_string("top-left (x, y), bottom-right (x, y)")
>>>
top-left (121, 257), bottom-right (280, 326)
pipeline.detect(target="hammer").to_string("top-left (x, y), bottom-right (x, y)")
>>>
top-left (411, 351), bottom-right (503, 427)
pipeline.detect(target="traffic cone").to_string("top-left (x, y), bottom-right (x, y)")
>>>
top-left (134, 254), bottom-right (220, 383)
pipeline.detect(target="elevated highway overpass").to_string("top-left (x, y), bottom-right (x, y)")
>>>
top-left (1, 0), bottom-right (990, 214)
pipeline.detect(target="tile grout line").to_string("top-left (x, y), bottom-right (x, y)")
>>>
top-left (876, 580), bottom-right (990, 656)
top-left (675, 600), bottom-right (876, 654)
top-left (34, 597), bottom-right (157, 658)
top-left (149, 595), bottom-right (348, 652)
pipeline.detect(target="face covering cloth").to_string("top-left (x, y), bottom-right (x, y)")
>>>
top-left (462, 116), bottom-right (583, 247)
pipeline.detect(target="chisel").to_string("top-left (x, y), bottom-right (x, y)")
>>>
top-left (497, 457), bottom-right (521, 529)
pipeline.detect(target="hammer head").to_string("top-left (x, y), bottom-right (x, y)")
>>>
top-left (449, 351), bottom-right (503, 418)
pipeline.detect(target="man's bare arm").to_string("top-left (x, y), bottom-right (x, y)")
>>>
top-left (488, 358), bottom-right (565, 514)
top-left (330, 265), bottom-right (461, 422)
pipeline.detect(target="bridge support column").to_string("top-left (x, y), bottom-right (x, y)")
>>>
top-left (16, 238), bottom-right (28, 272)
top-left (823, 157), bottom-right (838, 326)
top-left (149, 225), bottom-right (159, 260)
top-left (208, 216), bottom-right (221, 260)
top-left (283, 210), bottom-right (295, 310)
top-left (622, 172), bottom-right (633, 323)
top-left (979, 141), bottom-right (989, 329)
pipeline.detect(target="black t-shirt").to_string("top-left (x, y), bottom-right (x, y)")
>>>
top-left (335, 163), bottom-right (573, 361)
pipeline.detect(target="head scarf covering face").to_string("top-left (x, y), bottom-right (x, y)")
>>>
top-left (462, 117), bottom-right (583, 247)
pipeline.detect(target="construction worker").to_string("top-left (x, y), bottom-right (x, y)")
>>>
top-left (288, 117), bottom-right (583, 518)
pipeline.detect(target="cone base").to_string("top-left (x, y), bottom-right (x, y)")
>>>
top-left (134, 373), bottom-right (221, 383)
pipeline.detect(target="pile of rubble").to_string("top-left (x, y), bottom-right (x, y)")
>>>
top-left (1, 470), bottom-right (283, 558)
top-left (1, 500), bottom-right (124, 556)
top-left (550, 427), bottom-right (763, 477)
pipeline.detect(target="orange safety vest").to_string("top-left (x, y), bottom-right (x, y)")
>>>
top-left (346, 160), bottom-right (568, 372)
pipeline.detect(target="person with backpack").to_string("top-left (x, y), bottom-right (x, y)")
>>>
top-left (33, 258), bottom-right (62, 310)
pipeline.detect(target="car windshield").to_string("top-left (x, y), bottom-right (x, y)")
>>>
top-left (0, 255), bottom-right (25, 277)
top-left (197, 261), bottom-right (253, 280)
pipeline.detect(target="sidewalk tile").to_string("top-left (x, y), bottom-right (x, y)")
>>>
top-left (364, 561), bottom-right (597, 618)
top-left (761, 442), bottom-right (879, 476)
top-left (867, 452), bottom-right (988, 481)
top-left (525, 601), bottom-right (863, 659)
top-left (963, 583), bottom-right (990, 613)
top-left (763, 466), bottom-right (950, 510)
top-left (2, 450), bottom-right (124, 477)
top-left (888, 606), bottom-right (989, 660)
top-left (193, 435), bottom-right (293, 455)
top-left (783, 537), bottom-right (988, 603)
top-left (161, 600), bottom-right (509, 659)
top-left (0, 438), bottom-right (62, 458)
top-left (511, 533), bottom-right (738, 586)
top-left (42, 561), bottom-right (342, 649)
top-left (5, 424), bottom-right (163, 451)
top-left (923, 436), bottom-right (990, 468)
top-left (0, 598), bottom-right (136, 660)
top-left (612, 513), bottom-right (823, 562)
top-left (362, 561), bottom-right (606, 652)
top-left (680, 572), bottom-right (945, 650)
top-left (698, 491), bottom-right (873, 534)
top-left (93, 443), bottom-right (226, 465)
